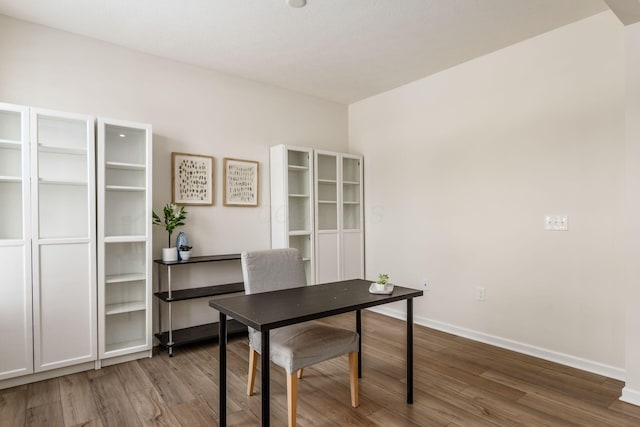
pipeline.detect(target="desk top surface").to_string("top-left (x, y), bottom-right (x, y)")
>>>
top-left (208, 279), bottom-right (423, 330)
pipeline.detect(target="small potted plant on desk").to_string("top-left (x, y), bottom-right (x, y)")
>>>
top-left (179, 245), bottom-right (192, 261)
top-left (372, 273), bottom-right (390, 293)
top-left (152, 203), bottom-right (188, 262)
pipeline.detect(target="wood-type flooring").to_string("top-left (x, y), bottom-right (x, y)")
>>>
top-left (1, 311), bottom-right (639, 426)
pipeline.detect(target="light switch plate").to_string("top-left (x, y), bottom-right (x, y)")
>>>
top-left (544, 215), bottom-right (568, 231)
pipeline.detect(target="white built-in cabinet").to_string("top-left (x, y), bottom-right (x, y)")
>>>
top-left (314, 150), bottom-right (364, 283)
top-left (270, 145), bottom-right (364, 286)
top-left (31, 108), bottom-right (97, 372)
top-left (0, 103), bottom-right (32, 380)
top-left (270, 145), bottom-right (316, 284)
top-left (0, 104), bottom-right (97, 381)
top-left (0, 102), bottom-right (152, 386)
top-left (97, 119), bottom-right (152, 361)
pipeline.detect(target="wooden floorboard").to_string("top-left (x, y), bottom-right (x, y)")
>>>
top-left (1, 310), bottom-right (638, 426)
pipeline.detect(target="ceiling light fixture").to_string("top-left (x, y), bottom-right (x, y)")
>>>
top-left (287, 0), bottom-right (306, 8)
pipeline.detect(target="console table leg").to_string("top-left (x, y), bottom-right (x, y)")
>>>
top-left (219, 313), bottom-right (227, 426)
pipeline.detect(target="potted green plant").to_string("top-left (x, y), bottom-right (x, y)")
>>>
top-left (152, 203), bottom-right (187, 262)
top-left (373, 273), bottom-right (389, 292)
top-left (179, 245), bottom-right (193, 261)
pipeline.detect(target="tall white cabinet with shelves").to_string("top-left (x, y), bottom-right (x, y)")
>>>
top-left (270, 145), bottom-right (364, 286)
top-left (315, 150), bottom-right (340, 284)
top-left (270, 145), bottom-right (315, 284)
top-left (97, 119), bottom-right (152, 362)
top-left (314, 151), bottom-right (364, 283)
top-left (31, 108), bottom-right (97, 372)
top-left (0, 103), bottom-right (32, 380)
top-left (340, 154), bottom-right (364, 280)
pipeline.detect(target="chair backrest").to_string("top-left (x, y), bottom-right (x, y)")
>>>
top-left (241, 248), bottom-right (307, 295)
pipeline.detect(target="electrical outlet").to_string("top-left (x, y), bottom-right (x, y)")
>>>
top-left (423, 279), bottom-right (430, 291)
top-left (476, 287), bottom-right (485, 301)
top-left (544, 215), bottom-right (568, 231)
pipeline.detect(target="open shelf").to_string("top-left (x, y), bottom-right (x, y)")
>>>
top-left (154, 253), bottom-right (240, 266)
top-left (105, 338), bottom-right (147, 353)
top-left (154, 282), bottom-right (244, 302)
top-left (39, 178), bottom-right (87, 186)
top-left (0, 176), bottom-right (21, 182)
top-left (155, 319), bottom-right (247, 349)
top-left (106, 185), bottom-right (146, 192)
top-left (38, 144), bottom-right (87, 155)
top-left (289, 230), bottom-right (311, 236)
top-left (105, 161), bottom-right (146, 170)
top-left (106, 273), bottom-right (146, 284)
top-left (105, 301), bottom-right (146, 315)
top-left (0, 139), bottom-right (21, 148)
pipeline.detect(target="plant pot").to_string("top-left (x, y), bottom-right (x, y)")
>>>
top-left (372, 283), bottom-right (386, 292)
top-left (162, 247), bottom-right (178, 262)
top-left (179, 250), bottom-right (192, 261)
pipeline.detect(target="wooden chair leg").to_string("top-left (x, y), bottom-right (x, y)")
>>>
top-left (287, 373), bottom-right (298, 427)
top-left (349, 352), bottom-right (359, 408)
top-left (247, 348), bottom-right (258, 396)
top-left (297, 368), bottom-right (303, 379)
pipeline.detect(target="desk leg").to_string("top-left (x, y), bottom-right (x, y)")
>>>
top-left (356, 309), bottom-right (362, 378)
top-left (219, 313), bottom-right (227, 426)
top-left (261, 330), bottom-right (270, 427)
top-left (407, 298), bottom-right (414, 404)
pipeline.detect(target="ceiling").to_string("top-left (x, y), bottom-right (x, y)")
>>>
top-left (0, 0), bottom-right (609, 104)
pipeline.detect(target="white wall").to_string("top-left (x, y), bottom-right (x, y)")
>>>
top-left (0, 14), bottom-right (348, 329)
top-left (349, 12), bottom-right (627, 374)
top-left (622, 21), bottom-right (640, 404)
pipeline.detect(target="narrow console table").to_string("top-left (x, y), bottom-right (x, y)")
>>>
top-left (154, 254), bottom-right (247, 356)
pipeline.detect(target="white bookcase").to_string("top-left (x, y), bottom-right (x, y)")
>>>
top-left (0, 102), bottom-right (32, 380)
top-left (97, 118), bottom-right (152, 361)
top-left (270, 145), bottom-right (315, 284)
top-left (30, 108), bottom-right (97, 372)
top-left (315, 150), bottom-right (340, 283)
top-left (270, 145), bottom-right (364, 286)
top-left (340, 154), bottom-right (364, 280)
top-left (314, 151), bottom-right (364, 283)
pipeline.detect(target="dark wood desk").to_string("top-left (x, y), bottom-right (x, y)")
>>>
top-left (208, 279), bottom-right (423, 427)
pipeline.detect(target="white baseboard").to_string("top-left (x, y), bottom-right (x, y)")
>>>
top-left (0, 361), bottom-right (96, 390)
top-left (621, 387), bottom-right (640, 406)
top-left (366, 306), bottom-right (625, 382)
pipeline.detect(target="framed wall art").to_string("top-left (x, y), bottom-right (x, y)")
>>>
top-left (223, 158), bottom-right (259, 207)
top-left (172, 152), bottom-right (214, 206)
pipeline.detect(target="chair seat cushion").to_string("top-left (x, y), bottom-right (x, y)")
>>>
top-left (249, 322), bottom-right (359, 374)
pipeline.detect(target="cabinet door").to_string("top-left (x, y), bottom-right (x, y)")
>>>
top-left (341, 155), bottom-right (364, 279)
top-left (0, 103), bottom-right (32, 380)
top-left (342, 231), bottom-right (364, 280)
top-left (315, 150), bottom-right (340, 283)
top-left (31, 109), bottom-right (97, 372)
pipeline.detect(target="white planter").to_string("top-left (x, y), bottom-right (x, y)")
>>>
top-left (179, 250), bottom-right (192, 261)
top-left (372, 283), bottom-right (386, 292)
top-left (162, 247), bottom-right (178, 262)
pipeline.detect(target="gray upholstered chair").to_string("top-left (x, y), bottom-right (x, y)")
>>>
top-left (241, 248), bottom-right (359, 427)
